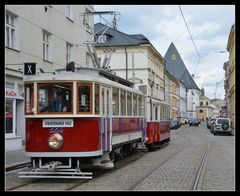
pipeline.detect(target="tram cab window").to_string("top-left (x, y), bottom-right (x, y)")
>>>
top-left (25, 83), bottom-right (34, 114)
top-left (38, 83), bottom-right (72, 113)
top-left (78, 83), bottom-right (92, 113)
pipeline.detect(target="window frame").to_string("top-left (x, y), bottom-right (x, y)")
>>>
top-left (66, 42), bottom-right (73, 64)
top-left (43, 30), bottom-right (51, 62)
top-left (25, 83), bottom-right (34, 115)
top-left (77, 82), bottom-right (92, 114)
top-left (5, 11), bottom-right (18, 49)
top-left (112, 87), bottom-right (120, 116)
top-left (37, 83), bottom-right (73, 114)
top-left (94, 83), bottom-right (100, 115)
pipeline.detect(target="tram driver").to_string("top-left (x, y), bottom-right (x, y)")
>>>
top-left (40, 90), bottom-right (70, 112)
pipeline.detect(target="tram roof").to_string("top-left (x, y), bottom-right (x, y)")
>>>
top-left (24, 67), bottom-right (145, 96)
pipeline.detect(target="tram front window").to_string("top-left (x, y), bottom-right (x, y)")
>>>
top-left (38, 83), bottom-right (72, 113)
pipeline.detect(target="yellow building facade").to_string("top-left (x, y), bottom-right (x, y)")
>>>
top-left (224, 23), bottom-right (235, 128)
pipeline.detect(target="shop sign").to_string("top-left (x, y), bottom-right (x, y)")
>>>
top-left (5, 88), bottom-right (24, 99)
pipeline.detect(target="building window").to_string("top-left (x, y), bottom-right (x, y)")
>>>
top-left (83, 8), bottom-right (91, 31)
top-left (66, 42), bottom-right (73, 64)
top-left (96, 34), bottom-right (107, 43)
top-left (43, 30), bottom-right (51, 61)
top-left (206, 102), bottom-right (208, 106)
top-left (200, 101), bottom-right (203, 106)
top-left (199, 109), bottom-right (203, 113)
top-left (65, 5), bottom-right (73, 20)
top-left (86, 52), bottom-right (90, 67)
top-left (5, 11), bottom-right (17, 49)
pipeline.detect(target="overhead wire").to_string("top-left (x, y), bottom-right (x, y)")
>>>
top-left (178, 5), bottom-right (201, 76)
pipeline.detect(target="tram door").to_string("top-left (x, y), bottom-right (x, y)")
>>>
top-left (100, 86), bottom-right (112, 152)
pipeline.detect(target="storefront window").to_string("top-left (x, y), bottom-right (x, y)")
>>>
top-left (6, 99), bottom-right (14, 134)
top-left (38, 83), bottom-right (73, 113)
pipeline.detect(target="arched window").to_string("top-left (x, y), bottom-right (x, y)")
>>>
top-left (199, 109), bottom-right (203, 113)
top-left (206, 102), bottom-right (208, 106)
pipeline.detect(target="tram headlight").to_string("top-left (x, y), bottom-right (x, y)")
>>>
top-left (48, 133), bottom-right (63, 149)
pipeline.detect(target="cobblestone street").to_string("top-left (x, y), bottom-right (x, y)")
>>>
top-left (7, 124), bottom-right (235, 191)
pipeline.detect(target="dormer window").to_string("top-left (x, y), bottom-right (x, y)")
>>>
top-left (96, 34), bottom-right (107, 43)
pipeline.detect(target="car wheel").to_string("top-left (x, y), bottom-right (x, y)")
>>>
top-left (222, 123), bottom-right (229, 130)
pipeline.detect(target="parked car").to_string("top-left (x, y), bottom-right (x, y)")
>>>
top-left (170, 119), bottom-right (181, 129)
top-left (180, 117), bottom-right (187, 125)
top-left (189, 118), bottom-right (199, 126)
top-left (210, 117), bottom-right (233, 135)
top-left (207, 117), bottom-right (216, 129)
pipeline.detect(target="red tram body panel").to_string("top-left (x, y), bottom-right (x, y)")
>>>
top-left (145, 121), bottom-right (170, 146)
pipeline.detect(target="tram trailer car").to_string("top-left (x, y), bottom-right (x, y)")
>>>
top-left (19, 66), bottom-right (170, 179)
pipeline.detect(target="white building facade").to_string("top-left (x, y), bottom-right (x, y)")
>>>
top-left (187, 89), bottom-right (200, 118)
top-left (94, 23), bottom-right (170, 122)
top-left (5, 5), bottom-right (94, 151)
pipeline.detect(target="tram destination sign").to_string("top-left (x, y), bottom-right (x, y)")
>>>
top-left (43, 119), bottom-right (74, 128)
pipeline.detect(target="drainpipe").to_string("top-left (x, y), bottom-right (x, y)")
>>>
top-left (125, 47), bottom-right (128, 80)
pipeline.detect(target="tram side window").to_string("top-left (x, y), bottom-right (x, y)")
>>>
top-left (78, 83), bottom-right (92, 113)
top-left (25, 84), bottom-right (34, 114)
top-left (160, 104), bottom-right (163, 120)
top-left (127, 92), bottom-right (132, 116)
top-left (138, 95), bottom-right (142, 116)
top-left (38, 83), bottom-right (72, 113)
top-left (95, 84), bottom-right (100, 114)
top-left (120, 90), bottom-right (126, 116)
top-left (155, 105), bottom-right (159, 121)
top-left (142, 98), bottom-right (146, 117)
top-left (133, 94), bottom-right (137, 116)
top-left (112, 88), bottom-right (119, 116)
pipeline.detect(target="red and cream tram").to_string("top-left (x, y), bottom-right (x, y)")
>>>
top-left (19, 65), bottom-right (170, 179)
top-left (19, 66), bottom-right (147, 179)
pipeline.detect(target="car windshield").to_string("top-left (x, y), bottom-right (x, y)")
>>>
top-left (190, 118), bottom-right (197, 121)
top-left (217, 119), bottom-right (229, 124)
top-left (171, 119), bottom-right (178, 123)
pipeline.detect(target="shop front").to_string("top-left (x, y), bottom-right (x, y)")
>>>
top-left (5, 86), bottom-right (24, 151)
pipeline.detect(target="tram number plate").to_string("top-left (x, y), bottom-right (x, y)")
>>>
top-left (43, 119), bottom-right (74, 127)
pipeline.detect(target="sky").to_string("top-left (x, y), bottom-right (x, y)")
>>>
top-left (94, 5), bottom-right (235, 100)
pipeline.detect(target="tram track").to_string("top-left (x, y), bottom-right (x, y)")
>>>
top-left (191, 142), bottom-right (211, 190)
top-left (126, 142), bottom-right (190, 191)
top-left (124, 134), bottom-right (212, 191)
